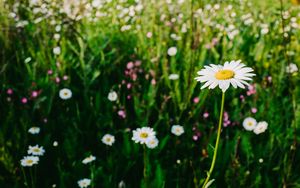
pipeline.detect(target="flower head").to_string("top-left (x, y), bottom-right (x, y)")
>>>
top-left (28, 127), bottom-right (40, 134)
top-left (167, 47), bottom-right (177, 56)
top-left (82, 155), bottom-right (96, 164)
top-left (20, 156), bottom-right (39, 167)
top-left (253, 121), bottom-right (268, 135)
top-left (77, 178), bottom-right (91, 188)
top-left (195, 60), bottom-right (255, 92)
top-left (243, 117), bottom-right (257, 131)
top-left (101, 134), bottom-right (115, 146)
top-left (108, 91), bottom-right (118, 101)
top-left (171, 125), bottom-right (184, 136)
top-left (132, 127), bottom-right (156, 144)
top-left (145, 137), bottom-right (159, 149)
top-left (59, 88), bottom-right (72, 100)
top-left (27, 145), bottom-right (45, 156)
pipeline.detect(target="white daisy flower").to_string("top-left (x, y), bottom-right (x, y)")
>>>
top-left (101, 134), bottom-right (115, 146)
top-left (171, 125), bottom-right (184, 136)
top-left (195, 60), bottom-right (255, 92)
top-left (168, 74), bottom-right (179, 80)
top-left (286, 63), bottom-right (298, 74)
top-left (82, 155), bottom-right (96, 164)
top-left (108, 91), bottom-right (118, 101)
top-left (28, 127), bottom-right (40, 134)
top-left (145, 137), bottom-right (159, 149)
top-left (132, 127), bottom-right (156, 144)
top-left (27, 145), bottom-right (45, 156)
top-left (59, 88), bottom-right (72, 100)
top-left (243, 117), bottom-right (257, 131)
top-left (20, 156), bottom-right (39, 167)
top-left (167, 47), bottom-right (177, 56)
top-left (253, 121), bottom-right (268, 135)
top-left (77, 178), bottom-right (91, 188)
top-left (53, 46), bottom-right (61, 55)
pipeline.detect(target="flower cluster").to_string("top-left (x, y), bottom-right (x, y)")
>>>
top-left (132, 127), bottom-right (159, 149)
top-left (243, 117), bottom-right (268, 135)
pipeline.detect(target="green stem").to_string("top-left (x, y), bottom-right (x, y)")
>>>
top-left (202, 92), bottom-right (225, 188)
top-left (143, 145), bottom-right (149, 188)
top-left (30, 168), bottom-right (35, 188)
top-left (21, 167), bottom-right (29, 188)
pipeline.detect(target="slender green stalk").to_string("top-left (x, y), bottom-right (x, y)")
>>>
top-left (30, 168), bottom-right (35, 188)
top-left (143, 145), bottom-right (149, 188)
top-left (21, 167), bottom-right (29, 188)
top-left (202, 92), bottom-right (225, 188)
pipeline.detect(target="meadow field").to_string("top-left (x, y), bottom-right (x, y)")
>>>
top-left (0, 0), bottom-right (300, 187)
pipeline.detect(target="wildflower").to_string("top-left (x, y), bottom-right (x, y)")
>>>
top-left (286, 63), bottom-right (298, 74)
top-left (20, 156), bottom-right (39, 167)
top-left (132, 127), bottom-right (156, 144)
top-left (28, 145), bottom-right (45, 156)
top-left (28, 127), bottom-right (40, 134)
top-left (203, 112), bottom-right (209, 118)
top-left (82, 155), bottom-right (96, 164)
top-left (31, 91), bottom-right (39, 98)
top-left (243, 117), bottom-right (257, 131)
top-left (77, 178), bottom-right (91, 188)
top-left (7, 89), bottom-right (13, 95)
top-left (118, 110), bottom-right (126, 118)
top-left (251, 108), bottom-right (257, 114)
top-left (53, 141), bottom-right (58, 147)
top-left (259, 158), bottom-right (264, 163)
top-left (253, 121), bottom-right (268, 135)
top-left (59, 88), bottom-right (72, 100)
top-left (168, 74), bottom-right (179, 80)
top-left (145, 137), bottom-right (159, 149)
top-left (53, 46), bottom-right (61, 55)
top-left (21, 97), bottom-right (28, 104)
top-left (171, 125), bottom-right (184, 136)
top-left (101, 134), bottom-right (115, 146)
top-left (195, 60), bottom-right (255, 92)
top-left (167, 47), bottom-right (177, 56)
top-left (108, 91), bottom-right (118, 101)
top-left (193, 97), bottom-right (200, 104)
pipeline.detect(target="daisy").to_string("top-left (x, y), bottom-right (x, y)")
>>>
top-left (20, 156), bottom-right (39, 167)
top-left (77, 178), bottom-right (91, 188)
top-left (132, 127), bottom-right (156, 144)
top-left (253, 121), bottom-right (268, 135)
top-left (286, 63), bottom-right (298, 74)
top-left (27, 145), bottom-right (45, 156)
top-left (108, 91), bottom-right (118, 101)
top-left (195, 60), bottom-right (255, 92)
top-left (167, 47), bottom-right (177, 56)
top-left (28, 127), bottom-right (40, 134)
top-left (145, 137), bottom-right (159, 149)
top-left (171, 125), bottom-right (184, 136)
top-left (101, 134), bottom-right (115, 146)
top-left (243, 117), bottom-right (257, 131)
top-left (59, 88), bottom-right (72, 100)
top-left (53, 46), bottom-right (61, 55)
top-left (168, 74), bottom-right (179, 80)
top-left (82, 155), bottom-right (96, 164)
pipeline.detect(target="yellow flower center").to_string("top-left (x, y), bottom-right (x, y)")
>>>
top-left (140, 132), bottom-right (148, 138)
top-left (215, 70), bottom-right (235, 80)
top-left (33, 148), bottom-right (40, 152)
top-left (26, 160), bottom-right (33, 164)
top-left (248, 122), bottom-right (253, 126)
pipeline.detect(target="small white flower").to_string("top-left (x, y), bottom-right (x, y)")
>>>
top-left (53, 46), bottom-right (61, 55)
top-left (253, 121), bottom-right (268, 135)
top-left (168, 74), bottom-right (179, 80)
top-left (243, 117), bottom-right (257, 131)
top-left (171, 125), bottom-right (184, 136)
top-left (132, 127), bottom-right (156, 144)
top-left (82, 155), bottom-right (96, 164)
top-left (28, 127), bottom-right (40, 134)
top-left (286, 63), bottom-right (298, 74)
top-left (27, 145), bottom-right (45, 156)
top-left (258, 158), bottom-right (264, 163)
top-left (145, 137), bottom-right (159, 149)
top-left (53, 141), bottom-right (58, 147)
top-left (195, 60), bottom-right (255, 92)
top-left (20, 156), bottom-right (39, 167)
top-left (167, 47), bottom-right (177, 56)
top-left (59, 88), bottom-right (72, 100)
top-left (101, 134), bottom-right (115, 146)
top-left (108, 91), bottom-right (118, 101)
top-left (77, 178), bottom-right (91, 188)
